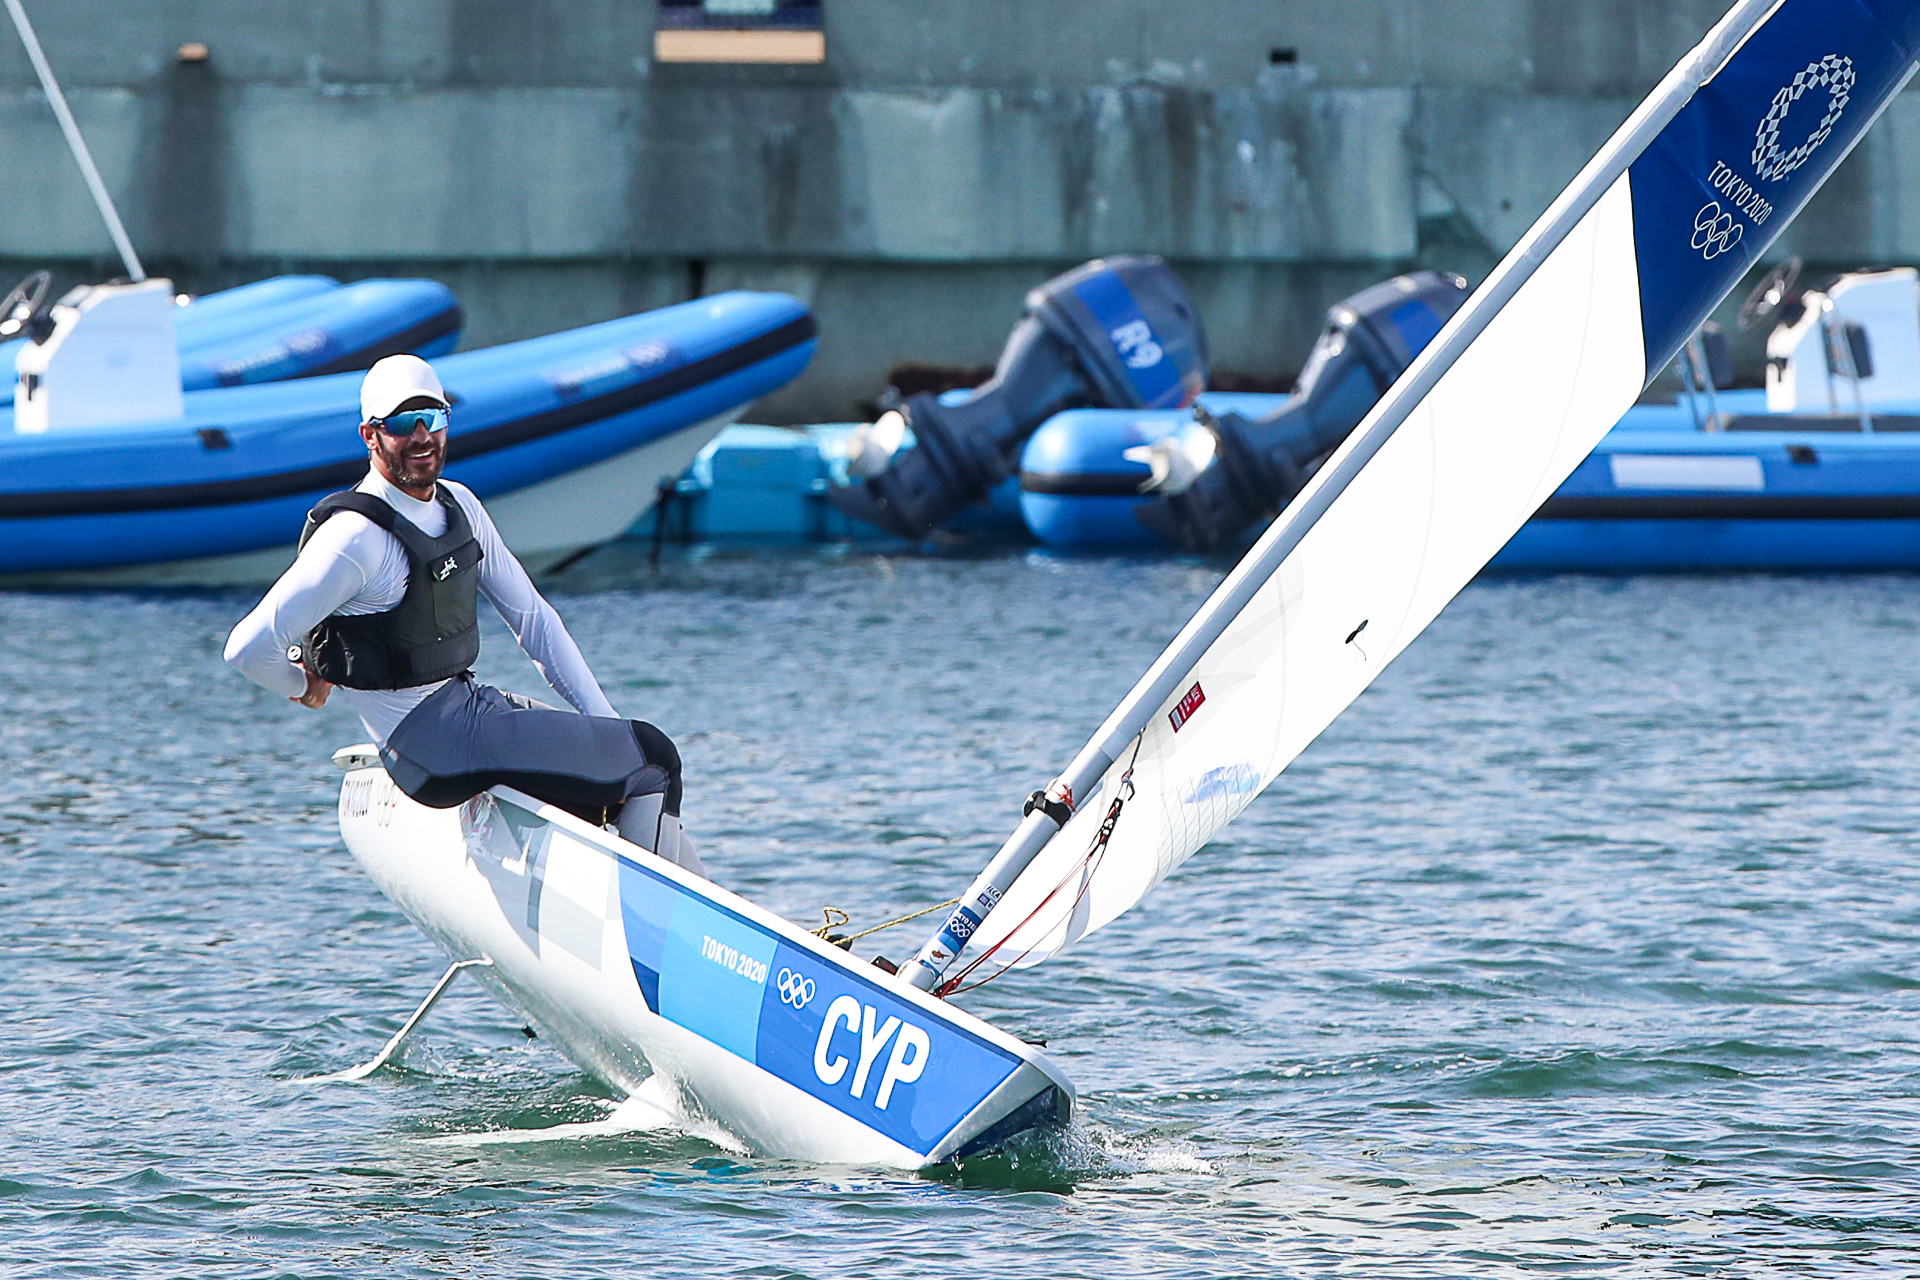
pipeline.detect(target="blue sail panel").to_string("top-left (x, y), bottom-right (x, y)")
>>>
top-left (1630, 0), bottom-right (1920, 376)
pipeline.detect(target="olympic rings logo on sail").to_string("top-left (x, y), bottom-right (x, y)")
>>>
top-left (776, 967), bottom-right (815, 1008)
top-left (1692, 202), bottom-right (1743, 260)
top-left (1753, 54), bottom-right (1854, 182)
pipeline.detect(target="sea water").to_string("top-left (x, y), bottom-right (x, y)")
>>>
top-left (5, 551), bottom-right (1920, 1277)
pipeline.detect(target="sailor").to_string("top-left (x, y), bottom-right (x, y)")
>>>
top-left (224, 354), bottom-right (702, 874)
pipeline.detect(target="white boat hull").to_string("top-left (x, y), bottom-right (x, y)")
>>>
top-left (0, 408), bottom-right (736, 588)
top-left (336, 764), bottom-right (1074, 1169)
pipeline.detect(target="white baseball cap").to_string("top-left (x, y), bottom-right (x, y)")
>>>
top-left (359, 354), bottom-right (447, 422)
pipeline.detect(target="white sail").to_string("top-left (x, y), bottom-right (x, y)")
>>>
top-left (956, 0), bottom-right (1920, 975)
top-left (971, 179), bottom-right (1647, 969)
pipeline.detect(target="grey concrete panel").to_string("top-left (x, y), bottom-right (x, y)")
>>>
top-left (823, 0), bottom-right (1736, 94)
top-left (633, 85), bottom-right (849, 256)
top-left (226, 87), bottom-right (643, 257)
top-left (1412, 90), bottom-right (1633, 253)
top-left (0, 0), bottom-right (1738, 93)
top-left (0, 88), bottom-right (142, 259)
top-left (0, 1), bottom-right (649, 88)
top-left (4, 82), bottom-right (1417, 262)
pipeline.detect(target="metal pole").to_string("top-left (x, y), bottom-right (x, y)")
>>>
top-left (1677, 342), bottom-right (1704, 432)
top-left (1818, 303), bottom-right (1842, 418)
top-left (1818, 306), bottom-right (1874, 432)
top-left (4, 0), bottom-right (145, 282)
top-left (1688, 332), bottom-right (1724, 433)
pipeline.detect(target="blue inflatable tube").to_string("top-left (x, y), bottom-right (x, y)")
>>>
top-left (0, 275), bottom-right (461, 404)
top-left (172, 275), bottom-right (342, 327)
top-left (0, 291), bottom-right (815, 575)
top-left (182, 278), bottom-right (462, 387)
top-left (1493, 394), bottom-right (1920, 571)
top-left (1018, 394), bottom-right (1288, 550)
top-left (1023, 387), bottom-right (1920, 569)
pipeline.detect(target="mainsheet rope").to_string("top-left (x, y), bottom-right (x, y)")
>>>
top-left (809, 731), bottom-right (1144, 989)
top-left (812, 897), bottom-right (963, 946)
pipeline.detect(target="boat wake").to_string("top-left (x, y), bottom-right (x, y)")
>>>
top-left (415, 1078), bottom-right (734, 1150)
top-left (927, 1119), bottom-right (1214, 1190)
top-left (1079, 1127), bottom-right (1214, 1176)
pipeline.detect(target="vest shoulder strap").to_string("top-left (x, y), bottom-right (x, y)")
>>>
top-left (299, 491), bottom-right (399, 552)
top-left (298, 487), bottom-right (475, 562)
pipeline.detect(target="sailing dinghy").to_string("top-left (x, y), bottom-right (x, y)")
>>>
top-left (335, 760), bottom-right (1073, 1166)
top-left (323, 0), bottom-right (1920, 1167)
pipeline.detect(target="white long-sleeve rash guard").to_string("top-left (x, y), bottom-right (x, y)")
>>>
top-left (224, 470), bottom-right (618, 745)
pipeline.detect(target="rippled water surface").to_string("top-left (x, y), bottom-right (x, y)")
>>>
top-left (7, 550), bottom-right (1920, 1277)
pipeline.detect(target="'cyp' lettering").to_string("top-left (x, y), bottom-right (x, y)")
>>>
top-left (810, 994), bottom-right (932, 1111)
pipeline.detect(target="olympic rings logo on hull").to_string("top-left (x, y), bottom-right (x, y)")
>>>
top-left (1692, 202), bottom-right (1744, 260)
top-left (776, 967), bottom-right (815, 1008)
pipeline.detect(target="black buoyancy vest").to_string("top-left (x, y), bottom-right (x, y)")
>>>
top-left (294, 488), bottom-right (485, 690)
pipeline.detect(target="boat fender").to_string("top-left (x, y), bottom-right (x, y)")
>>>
top-left (294, 489), bottom-right (483, 690)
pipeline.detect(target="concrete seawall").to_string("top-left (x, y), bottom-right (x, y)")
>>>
top-left (3, 1), bottom-right (1914, 419)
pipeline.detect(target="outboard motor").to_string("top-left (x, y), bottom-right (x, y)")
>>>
top-left (829, 256), bottom-right (1207, 540)
top-left (1133, 270), bottom-right (1468, 552)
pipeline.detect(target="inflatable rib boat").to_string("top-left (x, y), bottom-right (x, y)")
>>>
top-left (0, 291), bottom-right (816, 584)
top-left (335, 757), bottom-right (1073, 1168)
top-left (1494, 266), bottom-right (1920, 570)
top-left (1024, 267), bottom-right (1920, 570)
top-left (0, 274), bottom-right (461, 404)
top-left (1492, 389), bottom-right (1920, 570)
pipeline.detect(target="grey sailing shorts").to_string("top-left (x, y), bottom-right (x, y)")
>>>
top-left (380, 676), bottom-right (681, 822)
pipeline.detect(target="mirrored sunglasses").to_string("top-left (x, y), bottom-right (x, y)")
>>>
top-left (372, 406), bottom-right (449, 436)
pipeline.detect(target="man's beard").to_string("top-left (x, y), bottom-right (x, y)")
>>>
top-left (375, 432), bottom-right (446, 491)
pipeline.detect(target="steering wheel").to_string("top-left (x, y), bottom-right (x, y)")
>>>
top-left (1737, 256), bottom-right (1802, 331)
top-left (0, 269), bottom-right (52, 341)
